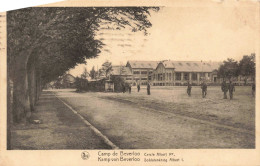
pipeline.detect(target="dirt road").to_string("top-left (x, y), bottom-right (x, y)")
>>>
top-left (54, 89), bottom-right (254, 149)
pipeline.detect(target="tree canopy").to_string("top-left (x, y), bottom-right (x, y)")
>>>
top-left (239, 53), bottom-right (255, 78)
top-left (8, 7), bottom-right (159, 84)
top-left (217, 54), bottom-right (255, 82)
top-left (90, 66), bottom-right (96, 79)
top-left (7, 7), bottom-right (159, 123)
top-left (81, 67), bottom-right (88, 79)
top-left (101, 60), bottom-right (113, 78)
top-left (217, 58), bottom-right (239, 80)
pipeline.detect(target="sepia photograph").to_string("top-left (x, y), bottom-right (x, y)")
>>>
top-left (1, 0), bottom-right (259, 165)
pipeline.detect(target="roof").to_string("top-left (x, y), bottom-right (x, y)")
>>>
top-left (127, 61), bottom-right (159, 69)
top-left (63, 73), bottom-right (75, 78)
top-left (61, 74), bottom-right (76, 83)
top-left (160, 61), bottom-right (222, 72)
top-left (111, 66), bottom-right (132, 76)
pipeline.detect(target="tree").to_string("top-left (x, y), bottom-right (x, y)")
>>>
top-left (101, 61), bottom-right (113, 79)
top-left (7, 7), bottom-right (159, 123)
top-left (119, 65), bottom-right (126, 75)
top-left (110, 75), bottom-right (125, 92)
top-left (90, 66), bottom-right (96, 79)
top-left (81, 67), bottom-right (88, 79)
top-left (98, 68), bottom-right (104, 78)
top-left (217, 58), bottom-right (239, 81)
top-left (238, 53), bottom-right (255, 85)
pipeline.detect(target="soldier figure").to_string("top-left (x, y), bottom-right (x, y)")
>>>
top-left (187, 81), bottom-right (192, 96)
top-left (147, 82), bottom-right (151, 95)
top-left (201, 81), bottom-right (207, 98)
top-left (221, 80), bottom-right (228, 99)
top-left (228, 80), bottom-right (235, 99)
top-left (252, 82), bottom-right (255, 97)
top-left (137, 83), bottom-right (140, 92)
top-left (122, 83), bottom-right (126, 93)
top-left (128, 83), bottom-right (132, 94)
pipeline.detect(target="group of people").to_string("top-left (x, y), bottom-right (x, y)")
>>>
top-left (221, 80), bottom-right (235, 99)
top-left (187, 81), bottom-right (208, 98)
top-left (186, 79), bottom-right (255, 99)
top-left (122, 83), bottom-right (132, 94)
top-left (137, 83), bottom-right (151, 95)
top-left (122, 80), bottom-right (255, 99)
top-left (122, 82), bottom-right (151, 95)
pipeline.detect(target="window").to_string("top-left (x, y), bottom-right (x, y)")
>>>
top-left (214, 77), bottom-right (217, 83)
top-left (133, 71), bottom-right (140, 74)
top-left (141, 71), bottom-right (147, 74)
top-left (184, 73), bottom-right (189, 80)
top-left (169, 73), bottom-right (171, 80)
top-left (158, 74), bottom-right (163, 81)
top-left (149, 71), bottom-right (153, 75)
top-left (141, 77), bottom-right (147, 80)
top-left (175, 73), bottom-right (181, 80)
top-left (126, 78), bottom-right (132, 80)
top-left (192, 73), bottom-right (197, 80)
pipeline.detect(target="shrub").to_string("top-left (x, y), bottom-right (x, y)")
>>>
top-left (111, 76), bottom-right (126, 92)
top-left (75, 77), bottom-right (88, 92)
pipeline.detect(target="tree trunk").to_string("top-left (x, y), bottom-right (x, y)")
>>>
top-left (27, 57), bottom-right (36, 112)
top-left (13, 52), bottom-right (31, 123)
top-left (35, 75), bottom-right (39, 105)
top-left (7, 70), bottom-right (12, 149)
top-left (35, 71), bottom-right (42, 102)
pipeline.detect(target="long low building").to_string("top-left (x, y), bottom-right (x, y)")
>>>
top-left (152, 60), bottom-right (222, 86)
top-left (123, 60), bottom-right (222, 86)
top-left (109, 60), bottom-right (254, 86)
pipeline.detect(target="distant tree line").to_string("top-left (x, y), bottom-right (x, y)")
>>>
top-left (217, 53), bottom-right (255, 84)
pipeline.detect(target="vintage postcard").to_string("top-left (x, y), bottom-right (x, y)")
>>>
top-left (0, 0), bottom-right (259, 165)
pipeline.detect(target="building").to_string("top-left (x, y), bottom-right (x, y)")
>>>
top-left (152, 61), bottom-right (222, 86)
top-left (126, 61), bottom-right (159, 85)
top-left (110, 66), bottom-right (133, 83)
top-left (57, 73), bottom-right (76, 88)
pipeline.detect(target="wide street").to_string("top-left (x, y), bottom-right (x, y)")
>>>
top-left (53, 86), bottom-right (255, 149)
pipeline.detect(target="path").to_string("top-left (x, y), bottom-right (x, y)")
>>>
top-left (55, 89), bottom-right (254, 149)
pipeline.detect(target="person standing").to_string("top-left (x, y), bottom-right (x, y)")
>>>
top-left (228, 80), bottom-right (235, 100)
top-left (147, 82), bottom-right (151, 95)
top-left (137, 83), bottom-right (140, 92)
top-left (221, 80), bottom-right (228, 99)
top-left (121, 83), bottom-right (125, 93)
top-left (201, 81), bottom-right (207, 98)
top-left (252, 82), bottom-right (255, 97)
top-left (128, 83), bottom-right (132, 94)
top-left (187, 81), bottom-right (192, 97)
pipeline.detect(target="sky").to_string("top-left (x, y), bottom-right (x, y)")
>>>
top-left (69, 1), bottom-right (259, 77)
